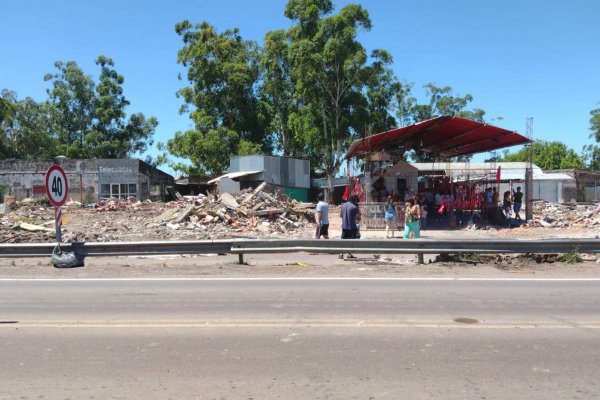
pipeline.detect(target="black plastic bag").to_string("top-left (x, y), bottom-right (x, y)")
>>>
top-left (52, 244), bottom-right (85, 268)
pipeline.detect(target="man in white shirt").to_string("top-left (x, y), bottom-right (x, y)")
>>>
top-left (404, 187), bottom-right (416, 201)
top-left (315, 192), bottom-right (329, 239)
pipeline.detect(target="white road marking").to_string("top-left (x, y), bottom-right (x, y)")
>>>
top-left (2, 320), bottom-right (599, 329)
top-left (1, 277), bottom-right (600, 282)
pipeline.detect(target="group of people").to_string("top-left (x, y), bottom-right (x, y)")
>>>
top-left (501, 186), bottom-right (524, 222)
top-left (315, 192), bottom-right (361, 259)
top-left (383, 195), bottom-right (421, 239)
top-left (421, 185), bottom-right (524, 225)
top-left (315, 191), bottom-right (421, 252)
top-left (313, 186), bottom-right (525, 255)
top-left (315, 192), bottom-right (361, 240)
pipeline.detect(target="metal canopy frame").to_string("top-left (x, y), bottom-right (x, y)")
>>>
top-left (345, 115), bottom-right (531, 160)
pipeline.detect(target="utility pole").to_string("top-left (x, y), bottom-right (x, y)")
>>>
top-left (525, 117), bottom-right (533, 221)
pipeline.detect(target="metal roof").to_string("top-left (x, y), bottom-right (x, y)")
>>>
top-left (207, 170), bottom-right (262, 184)
top-left (345, 115), bottom-right (531, 159)
top-left (410, 162), bottom-right (573, 181)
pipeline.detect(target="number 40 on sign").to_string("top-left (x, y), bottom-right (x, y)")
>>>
top-left (45, 165), bottom-right (69, 207)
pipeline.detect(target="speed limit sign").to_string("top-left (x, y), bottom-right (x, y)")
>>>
top-left (45, 164), bottom-right (69, 207)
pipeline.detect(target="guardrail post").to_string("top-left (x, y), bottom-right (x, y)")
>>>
top-left (417, 253), bottom-right (424, 264)
top-left (238, 253), bottom-right (244, 265)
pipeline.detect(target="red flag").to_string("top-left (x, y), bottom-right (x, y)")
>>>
top-left (496, 166), bottom-right (501, 184)
top-left (342, 185), bottom-right (350, 201)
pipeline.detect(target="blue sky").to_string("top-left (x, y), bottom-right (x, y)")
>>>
top-left (2, 0), bottom-right (599, 173)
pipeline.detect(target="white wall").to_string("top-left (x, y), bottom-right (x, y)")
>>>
top-left (217, 177), bottom-right (240, 195)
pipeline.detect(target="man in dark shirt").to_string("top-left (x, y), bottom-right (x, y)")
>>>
top-left (339, 195), bottom-right (361, 259)
top-left (512, 187), bottom-right (523, 221)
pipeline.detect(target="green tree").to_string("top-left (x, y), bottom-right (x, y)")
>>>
top-left (361, 49), bottom-right (404, 135)
top-left (163, 21), bottom-right (268, 177)
top-left (0, 94), bottom-right (16, 157)
top-left (44, 61), bottom-right (96, 158)
top-left (589, 106), bottom-right (600, 142)
top-left (502, 140), bottom-right (584, 170)
top-left (0, 90), bottom-right (56, 159)
top-left (285, 0), bottom-right (373, 193)
top-left (261, 29), bottom-right (300, 157)
top-left (87, 56), bottom-right (157, 158)
top-left (44, 56), bottom-right (156, 159)
top-left (583, 106), bottom-right (600, 170)
top-left (396, 83), bottom-right (486, 162)
top-left (582, 144), bottom-right (600, 170)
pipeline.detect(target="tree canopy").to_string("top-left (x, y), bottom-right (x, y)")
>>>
top-left (0, 89), bottom-right (56, 159)
top-left (582, 106), bottom-right (600, 170)
top-left (0, 56), bottom-right (156, 161)
top-left (44, 56), bottom-right (157, 159)
top-left (162, 0), bottom-right (456, 186)
top-left (159, 21), bottom-right (267, 177)
top-left (501, 141), bottom-right (584, 170)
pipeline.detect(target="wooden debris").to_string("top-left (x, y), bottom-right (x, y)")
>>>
top-left (241, 182), bottom-right (267, 205)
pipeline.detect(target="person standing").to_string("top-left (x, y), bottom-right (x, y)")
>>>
top-left (384, 196), bottom-right (396, 238)
top-left (434, 190), bottom-right (443, 221)
top-left (315, 192), bottom-right (329, 239)
top-left (503, 190), bottom-right (512, 219)
top-left (512, 186), bottom-right (523, 221)
top-left (339, 195), bottom-right (361, 259)
top-left (403, 198), bottom-right (421, 239)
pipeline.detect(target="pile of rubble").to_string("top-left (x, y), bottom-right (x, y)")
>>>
top-left (0, 183), bottom-right (316, 243)
top-left (145, 182), bottom-right (315, 237)
top-left (530, 200), bottom-right (600, 229)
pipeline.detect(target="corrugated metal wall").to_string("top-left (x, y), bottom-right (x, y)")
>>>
top-left (230, 155), bottom-right (309, 189)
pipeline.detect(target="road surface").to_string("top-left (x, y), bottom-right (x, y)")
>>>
top-left (1, 277), bottom-right (599, 399)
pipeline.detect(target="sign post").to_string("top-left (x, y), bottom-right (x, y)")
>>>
top-left (45, 165), bottom-right (69, 243)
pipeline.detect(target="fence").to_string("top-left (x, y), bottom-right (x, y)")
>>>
top-left (360, 202), bottom-right (405, 230)
top-left (1, 238), bottom-right (598, 265)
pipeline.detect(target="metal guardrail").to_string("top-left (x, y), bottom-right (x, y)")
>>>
top-left (1, 239), bottom-right (599, 261)
top-left (229, 239), bottom-right (600, 255)
top-left (0, 240), bottom-right (234, 258)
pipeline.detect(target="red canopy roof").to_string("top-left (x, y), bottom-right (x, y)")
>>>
top-left (345, 116), bottom-right (531, 159)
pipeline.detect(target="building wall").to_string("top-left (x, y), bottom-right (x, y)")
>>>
top-left (548, 169), bottom-right (600, 202)
top-left (0, 159), bottom-right (173, 202)
top-left (229, 155), bottom-right (310, 189)
top-left (532, 181), bottom-right (561, 203)
top-left (0, 159), bottom-right (99, 202)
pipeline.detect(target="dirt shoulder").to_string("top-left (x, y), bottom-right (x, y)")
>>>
top-left (1, 251), bottom-right (599, 279)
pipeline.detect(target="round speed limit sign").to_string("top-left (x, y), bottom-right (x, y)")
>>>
top-left (45, 165), bottom-right (69, 207)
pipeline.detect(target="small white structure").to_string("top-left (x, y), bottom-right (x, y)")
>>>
top-left (381, 160), bottom-right (419, 199)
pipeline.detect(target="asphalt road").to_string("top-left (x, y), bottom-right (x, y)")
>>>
top-left (1, 278), bottom-right (600, 399)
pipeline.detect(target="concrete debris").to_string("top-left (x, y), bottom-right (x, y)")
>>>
top-left (17, 222), bottom-right (54, 232)
top-left (529, 200), bottom-right (600, 229)
top-left (0, 186), bottom-right (315, 244)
